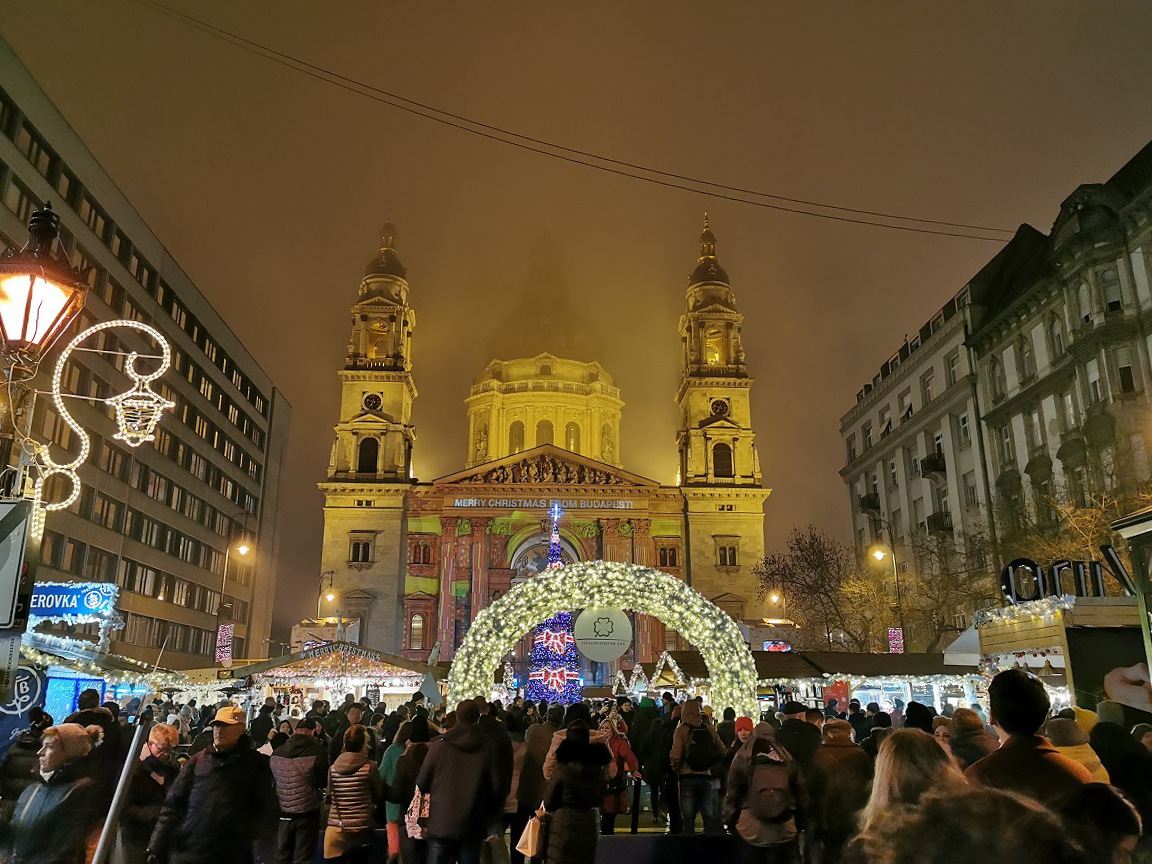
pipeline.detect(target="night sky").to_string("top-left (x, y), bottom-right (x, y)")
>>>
top-left (3, 2), bottom-right (1151, 636)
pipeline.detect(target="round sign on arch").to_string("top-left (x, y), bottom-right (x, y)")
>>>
top-left (446, 561), bottom-right (759, 717)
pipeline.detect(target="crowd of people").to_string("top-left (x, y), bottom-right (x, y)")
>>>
top-left (0, 669), bottom-right (1149, 863)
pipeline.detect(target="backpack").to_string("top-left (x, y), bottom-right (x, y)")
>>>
top-left (746, 752), bottom-right (794, 822)
top-left (684, 725), bottom-right (722, 771)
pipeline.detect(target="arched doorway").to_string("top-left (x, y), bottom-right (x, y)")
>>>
top-left (446, 561), bottom-right (758, 716)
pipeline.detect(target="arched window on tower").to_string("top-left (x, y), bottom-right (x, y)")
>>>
top-left (409, 613), bottom-right (425, 651)
top-left (1104, 270), bottom-right (1123, 312)
top-left (536, 420), bottom-right (554, 446)
top-left (509, 421), bottom-right (525, 455)
top-left (705, 327), bottom-right (725, 365)
top-left (565, 422), bottom-right (580, 453)
top-left (713, 442), bottom-right (734, 478)
top-left (357, 437), bottom-right (379, 474)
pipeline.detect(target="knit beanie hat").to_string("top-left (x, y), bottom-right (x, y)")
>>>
top-left (1096, 700), bottom-right (1126, 727)
top-left (1044, 717), bottom-right (1088, 747)
top-left (734, 717), bottom-right (754, 734)
top-left (1073, 706), bottom-right (1099, 734)
top-left (48, 724), bottom-right (103, 761)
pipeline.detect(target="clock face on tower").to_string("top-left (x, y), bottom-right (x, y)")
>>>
top-left (363, 393), bottom-right (382, 411)
top-left (710, 399), bottom-right (730, 417)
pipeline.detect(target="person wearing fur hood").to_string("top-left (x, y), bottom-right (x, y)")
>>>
top-left (543, 721), bottom-right (611, 864)
top-left (5, 723), bottom-right (104, 864)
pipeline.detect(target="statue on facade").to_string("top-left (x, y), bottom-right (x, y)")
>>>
top-left (474, 423), bottom-right (488, 461)
top-left (602, 428), bottom-right (615, 462)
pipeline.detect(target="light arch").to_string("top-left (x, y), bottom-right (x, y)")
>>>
top-left (445, 560), bottom-right (758, 716)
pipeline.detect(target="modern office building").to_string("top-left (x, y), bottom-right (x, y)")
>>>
top-left (0, 37), bottom-right (291, 669)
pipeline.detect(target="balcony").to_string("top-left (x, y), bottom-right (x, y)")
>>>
top-left (858, 492), bottom-right (880, 514)
top-left (920, 452), bottom-right (946, 480)
top-left (927, 511), bottom-right (953, 534)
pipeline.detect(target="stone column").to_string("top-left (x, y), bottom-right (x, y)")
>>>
top-left (436, 516), bottom-right (457, 657)
top-left (631, 519), bottom-right (658, 661)
top-left (599, 518), bottom-right (621, 562)
top-left (470, 517), bottom-right (491, 620)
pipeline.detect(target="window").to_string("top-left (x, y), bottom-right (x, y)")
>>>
top-left (79, 195), bottom-right (109, 240)
top-left (717, 544), bottom-right (738, 567)
top-left (98, 441), bottom-right (128, 480)
top-left (1087, 359), bottom-right (1102, 403)
top-left (1103, 270), bottom-right (1122, 312)
top-left (712, 443), bottom-right (734, 478)
top-left (1049, 315), bottom-right (1065, 358)
top-left (898, 390), bottom-right (912, 420)
top-left (922, 371), bottom-right (936, 403)
top-left (410, 614), bottom-right (426, 651)
top-left (412, 540), bottom-right (432, 565)
top-left (1079, 283), bottom-right (1093, 324)
top-left (1116, 346), bottom-right (1136, 394)
top-left (658, 546), bottom-right (679, 567)
top-left (508, 421), bottom-right (525, 455)
top-left (958, 413), bottom-right (971, 445)
top-left (14, 120), bottom-right (54, 177)
top-left (357, 437), bottom-right (379, 474)
top-left (889, 460), bottom-right (898, 488)
top-left (933, 432), bottom-right (944, 455)
top-left (349, 537), bottom-right (373, 563)
top-left (990, 357), bottom-right (1006, 401)
top-left (92, 493), bottom-right (122, 530)
top-left (862, 423), bottom-right (873, 450)
top-left (1025, 408), bottom-right (1043, 450)
top-left (705, 328), bottom-right (724, 365)
top-left (846, 435), bottom-right (857, 461)
top-left (535, 420), bottom-right (554, 447)
top-left (879, 406), bottom-right (891, 437)
top-left (1063, 391), bottom-right (1079, 431)
top-left (964, 471), bottom-right (979, 508)
top-left (999, 426), bottom-right (1013, 465)
top-left (3, 175), bottom-right (39, 222)
top-left (1018, 337), bottom-right (1036, 381)
top-left (82, 547), bottom-right (117, 582)
top-left (564, 422), bottom-right (580, 453)
top-left (946, 352), bottom-right (960, 387)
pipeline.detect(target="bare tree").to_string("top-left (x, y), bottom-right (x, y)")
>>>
top-left (754, 527), bottom-right (886, 652)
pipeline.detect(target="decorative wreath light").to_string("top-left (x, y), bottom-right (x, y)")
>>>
top-left (31, 320), bottom-right (174, 527)
top-left (445, 561), bottom-right (760, 717)
top-left (973, 595), bottom-right (1076, 629)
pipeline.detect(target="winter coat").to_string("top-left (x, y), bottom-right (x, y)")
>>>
top-left (327, 752), bottom-right (382, 831)
top-left (478, 713), bottom-right (515, 802)
top-left (6, 759), bottom-right (100, 864)
top-left (723, 733), bottom-right (802, 848)
top-left (670, 701), bottom-right (724, 776)
top-left (1053, 742), bottom-right (1109, 784)
top-left (948, 727), bottom-right (999, 771)
top-left (506, 740), bottom-right (528, 813)
top-left (641, 718), bottom-right (674, 784)
top-left (775, 719), bottom-right (822, 767)
top-left (249, 709), bottom-right (275, 749)
top-left (544, 738), bottom-right (611, 864)
top-left (520, 721), bottom-right (558, 807)
top-left (810, 739), bottom-right (873, 856)
top-left (415, 722), bottom-right (502, 840)
top-left (270, 732), bottom-right (328, 815)
top-left (847, 711), bottom-right (870, 743)
top-left (385, 741), bottom-right (429, 814)
top-left (0, 731), bottom-right (41, 824)
top-left (717, 720), bottom-right (736, 749)
top-left (860, 728), bottom-right (894, 760)
top-left (378, 740), bottom-right (407, 822)
top-left (119, 751), bottom-right (180, 857)
top-left (147, 736), bottom-right (276, 864)
top-left (63, 707), bottom-right (121, 803)
top-left (543, 728), bottom-right (613, 780)
top-left (601, 735), bottom-right (640, 814)
top-left (965, 735), bottom-right (1092, 808)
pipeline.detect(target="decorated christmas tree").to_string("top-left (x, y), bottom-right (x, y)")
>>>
top-left (526, 505), bottom-right (582, 703)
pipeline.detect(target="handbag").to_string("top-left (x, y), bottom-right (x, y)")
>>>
top-left (515, 817), bottom-right (544, 858)
top-left (405, 785), bottom-right (431, 840)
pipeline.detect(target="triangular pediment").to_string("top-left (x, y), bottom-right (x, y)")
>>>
top-left (434, 444), bottom-right (659, 488)
top-left (698, 414), bottom-right (742, 429)
top-left (345, 410), bottom-right (397, 425)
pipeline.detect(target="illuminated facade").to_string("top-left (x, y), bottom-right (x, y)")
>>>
top-left (318, 219), bottom-right (770, 664)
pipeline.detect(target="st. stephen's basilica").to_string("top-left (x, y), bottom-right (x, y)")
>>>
top-left (317, 218), bottom-right (770, 672)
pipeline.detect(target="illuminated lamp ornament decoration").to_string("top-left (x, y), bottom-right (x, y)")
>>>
top-left (887, 627), bottom-right (905, 654)
top-left (29, 319), bottom-right (174, 530)
top-left (526, 502), bottom-right (583, 703)
top-left (447, 560), bottom-right (759, 717)
top-left (215, 623), bottom-right (235, 667)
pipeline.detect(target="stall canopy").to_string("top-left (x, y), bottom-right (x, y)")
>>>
top-left (219, 642), bottom-right (449, 691)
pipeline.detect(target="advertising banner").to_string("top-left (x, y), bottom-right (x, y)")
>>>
top-left (1064, 627), bottom-right (1152, 726)
top-left (574, 607), bottom-right (632, 663)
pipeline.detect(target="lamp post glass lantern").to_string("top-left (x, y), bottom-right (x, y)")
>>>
top-left (0, 204), bottom-right (88, 366)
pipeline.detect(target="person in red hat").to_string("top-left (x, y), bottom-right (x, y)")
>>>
top-left (147, 705), bottom-right (276, 864)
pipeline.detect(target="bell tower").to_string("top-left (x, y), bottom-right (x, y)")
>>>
top-left (676, 215), bottom-right (770, 623)
top-left (328, 221), bottom-right (417, 482)
top-left (676, 215), bottom-right (761, 486)
top-left (316, 222), bottom-right (417, 654)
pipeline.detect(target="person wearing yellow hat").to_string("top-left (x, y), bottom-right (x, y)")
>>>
top-left (147, 705), bottom-right (277, 864)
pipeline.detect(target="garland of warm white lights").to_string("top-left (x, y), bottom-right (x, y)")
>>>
top-left (31, 320), bottom-right (174, 529)
top-left (973, 596), bottom-right (1076, 629)
top-left (446, 561), bottom-right (760, 717)
top-left (19, 644), bottom-right (187, 690)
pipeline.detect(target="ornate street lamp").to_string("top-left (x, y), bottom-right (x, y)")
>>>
top-left (0, 203), bottom-right (88, 369)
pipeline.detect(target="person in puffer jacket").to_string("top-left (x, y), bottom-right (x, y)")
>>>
top-left (324, 724), bottom-right (384, 863)
top-left (1043, 718), bottom-right (1109, 783)
top-left (271, 717), bottom-right (329, 864)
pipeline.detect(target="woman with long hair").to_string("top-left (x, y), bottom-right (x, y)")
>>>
top-left (325, 724), bottom-right (384, 863)
top-left (543, 720), bottom-right (611, 864)
top-left (598, 714), bottom-right (641, 835)
top-left (857, 729), bottom-right (965, 834)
